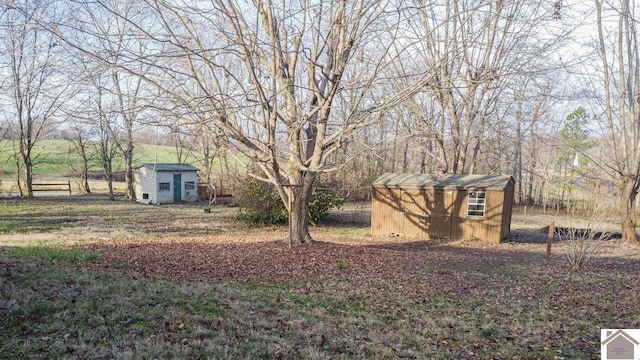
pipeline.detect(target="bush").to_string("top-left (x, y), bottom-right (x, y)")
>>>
top-left (235, 178), bottom-right (288, 225)
top-left (235, 177), bottom-right (344, 226)
top-left (556, 214), bottom-right (611, 267)
top-left (308, 185), bottom-right (345, 225)
top-left (558, 227), bottom-right (606, 267)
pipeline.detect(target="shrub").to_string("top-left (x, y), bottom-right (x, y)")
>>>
top-left (557, 214), bottom-right (611, 267)
top-left (308, 185), bottom-right (345, 225)
top-left (235, 177), bottom-right (288, 225)
top-left (235, 177), bottom-right (344, 225)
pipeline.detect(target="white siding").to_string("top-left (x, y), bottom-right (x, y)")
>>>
top-left (182, 171), bottom-right (198, 202)
top-left (156, 171), bottom-right (175, 204)
top-left (135, 166), bottom-right (199, 204)
top-left (135, 167), bottom-right (158, 204)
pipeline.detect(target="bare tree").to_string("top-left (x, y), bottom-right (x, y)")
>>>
top-left (401, 0), bottom-right (569, 175)
top-left (593, 0), bottom-right (640, 244)
top-left (66, 125), bottom-right (93, 194)
top-left (0, 1), bottom-right (69, 197)
top-left (509, 77), bottom-right (557, 204)
top-left (87, 66), bottom-right (125, 201)
top-left (53, 0), bottom-right (152, 200)
top-left (110, 68), bottom-right (146, 200)
top-left (97, 119), bottom-right (119, 201)
top-left (59, 0), bottom-right (430, 244)
top-left (88, 74), bottom-right (121, 201)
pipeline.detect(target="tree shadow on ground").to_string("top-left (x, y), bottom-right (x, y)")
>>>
top-left (508, 227), bottom-right (622, 244)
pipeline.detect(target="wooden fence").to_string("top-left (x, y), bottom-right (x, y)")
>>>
top-left (31, 181), bottom-right (72, 196)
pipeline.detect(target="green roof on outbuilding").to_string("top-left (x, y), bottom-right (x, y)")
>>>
top-left (136, 163), bottom-right (199, 172)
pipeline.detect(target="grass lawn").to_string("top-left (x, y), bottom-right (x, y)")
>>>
top-left (0, 140), bottom-right (196, 176)
top-left (1, 195), bottom-right (639, 359)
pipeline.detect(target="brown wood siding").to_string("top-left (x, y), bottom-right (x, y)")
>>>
top-left (372, 187), bottom-right (454, 238)
top-left (500, 179), bottom-right (515, 241)
top-left (401, 188), bottom-right (453, 238)
top-left (455, 190), bottom-right (505, 243)
top-left (400, 188), bottom-right (425, 237)
top-left (371, 176), bottom-right (514, 242)
top-left (372, 187), bottom-right (403, 236)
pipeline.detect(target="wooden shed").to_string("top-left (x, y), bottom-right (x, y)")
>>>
top-left (134, 163), bottom-right (199, 204)
top-left (371, 173), bottom-right (515, 243)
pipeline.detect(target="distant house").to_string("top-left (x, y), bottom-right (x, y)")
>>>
top-left (371, 173), bottom-right (515, 243)
top-left (134, 163), bottom-right (199, 204)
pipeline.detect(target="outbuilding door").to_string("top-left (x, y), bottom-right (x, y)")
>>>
top-left (401, 188), bottom-right (453, 239)
top-left (173, 174), bottom-right (181, 202)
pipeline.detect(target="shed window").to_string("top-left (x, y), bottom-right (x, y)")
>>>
top-left (467, 191), bottom-right (486, 217)
top-left (185, 181), bottom-right (195, 190)
top-left (159, 182), bottom-right (170, 191)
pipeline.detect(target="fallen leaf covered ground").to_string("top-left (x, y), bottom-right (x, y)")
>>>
top-left (72, 231), bottom-right (640, 358)
top-left (3, 197), bottom-right (640, 358)
top-left (81, 231), bottom-right (640, 298)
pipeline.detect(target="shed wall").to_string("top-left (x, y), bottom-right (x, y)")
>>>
top-left (372, 181), bottom-right (512, 243)
top-left (134, 167), bottom-right (157, 203)
top-left (155, 171), bottom-right (198, 204)
top-left (453, 189), bottom-right (505, 243)
top-left (134, 168), bottom-right (198, 204)
top-left (372, 186), bottom-right (455, 239)
top-left (500, 180), bottom-right (515, 241)
top-left (155, 171), bottom-right (176, 204)
top-left (181, 171), bottom-right (198, 202)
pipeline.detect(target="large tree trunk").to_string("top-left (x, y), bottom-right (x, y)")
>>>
top-left (101, 143), bottom-right (116, 201)
top-left (288, 171), bottom-right (316, 244)
top-left (107, 175), bottom-right (115, 201)
top-left (19, 134), bottom-right (35, 197)
top-left (124, 143), bottom-right (135, 200)
top-left (13, 153), bottom-right (24, 197)
top-left (619, 181), bottom-right (639, 244)
top-left (104, 162), bottom-right (115, 201)
top-left (79, 140), bottom-right (91, 194)
top-left (24, 157), bottom-right (33, 198)
top-left (289, 194), bottom-right (313, 244)
top-left (82, 171), bottom-right (91, 194)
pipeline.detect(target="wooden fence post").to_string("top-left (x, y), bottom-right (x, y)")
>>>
top-left (545, 221), bottom-right (555, 265)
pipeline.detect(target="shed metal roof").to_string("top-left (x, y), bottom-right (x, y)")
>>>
top-left (372, 173), bottom-right (513, 190)
top-left (136, 163), bottom-right (199, 172)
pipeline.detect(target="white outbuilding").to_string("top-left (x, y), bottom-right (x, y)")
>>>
top-left (134, 163), bottom-right (199, 204)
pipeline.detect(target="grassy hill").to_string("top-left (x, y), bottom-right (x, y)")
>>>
top-left (0, 139), bottom-right (205, 176)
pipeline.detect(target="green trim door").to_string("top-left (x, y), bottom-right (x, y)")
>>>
top-left (173, 174), bottom-right (181, 202)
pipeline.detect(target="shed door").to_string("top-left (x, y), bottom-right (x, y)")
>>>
top-left (426, 189), bottom-right (453, 239)
top-left (401, 189), bottom-right (453, 239)
top-left (173, 174), bottom-right (182, 202)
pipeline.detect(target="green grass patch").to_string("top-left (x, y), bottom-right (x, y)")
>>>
top-left (7, 245), bottom-right (99, 262)
top-left (1, 139), bottom-right (247, 179)
top-left (0, 218), bottom-right (65, 233)
top-left (0, 139), bottom-right (198, 176)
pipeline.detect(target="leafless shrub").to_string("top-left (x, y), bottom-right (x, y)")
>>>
top-left (557, 213), bottom-right (613, 267)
